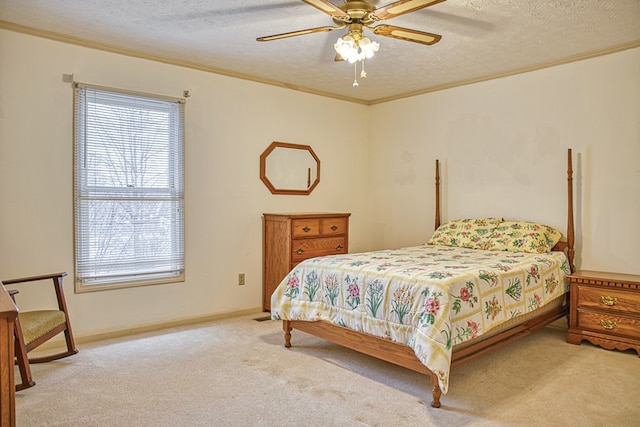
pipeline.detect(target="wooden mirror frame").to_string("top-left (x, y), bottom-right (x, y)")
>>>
top-left (260, 142), bottom-right (320, 195)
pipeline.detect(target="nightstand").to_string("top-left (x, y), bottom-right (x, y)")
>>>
top-left (566, 270), bottom-right (640, 356)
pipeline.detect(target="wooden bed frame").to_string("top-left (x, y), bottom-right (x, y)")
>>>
top-left (281, 148), bottom-right (575, 408)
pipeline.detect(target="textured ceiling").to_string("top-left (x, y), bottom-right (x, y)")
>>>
top-left (1, 0), bottom-right (639, 104)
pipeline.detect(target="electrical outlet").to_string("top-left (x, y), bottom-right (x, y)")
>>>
top-left (238, 273), bottom-right (245, 286)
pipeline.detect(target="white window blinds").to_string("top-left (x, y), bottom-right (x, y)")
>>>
top-left (74, 84), bottom-right (185, 290)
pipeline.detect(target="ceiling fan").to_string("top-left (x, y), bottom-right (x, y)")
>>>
top-left (257, 0), bottom-right (445, 46)
top-left (257, 0), bottom-right (445, 86)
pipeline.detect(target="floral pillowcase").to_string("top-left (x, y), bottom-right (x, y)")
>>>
top-left (426, 218), bottom-right (503, 249)
top-left (427, 218), bottom-right (563, 253)
top-left (482, 221), bottom-right (563, 253)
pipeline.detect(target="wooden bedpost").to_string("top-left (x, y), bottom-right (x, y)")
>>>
top-left (430, 374), bottom-right (442, 408)
top-left (567, 148), bottom-right (575, 273)
top-left (283, 320), bottom-right (292, 348)
top-left (435, 159), bottom-right (441, 230)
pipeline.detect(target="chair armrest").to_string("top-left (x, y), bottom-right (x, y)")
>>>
top-left (2, 272), bottom-right (68, 286)
top-left (2, 273), bottom-right (70, 312)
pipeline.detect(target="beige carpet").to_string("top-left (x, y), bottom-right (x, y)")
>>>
top-left (16, 314), bottom-right (640, 426)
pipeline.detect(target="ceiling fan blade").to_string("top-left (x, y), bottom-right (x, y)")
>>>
top-left (257, 25), bottom-right (345, 42)
top-left (370, 0), bottom-right (447, 21)
top-left (301, 0), bottom-right (351, 21)
top-left (370, 24), bottom-right (442, 45)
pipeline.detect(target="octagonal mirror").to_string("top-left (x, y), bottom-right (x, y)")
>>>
top-left (260, 142), bottom-right (320, 195)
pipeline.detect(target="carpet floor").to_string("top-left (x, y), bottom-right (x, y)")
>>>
top-left (16, 314), bottom-right (640, 426)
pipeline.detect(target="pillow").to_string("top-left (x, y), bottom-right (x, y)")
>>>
top-left (427, 218), bottom-right (503, 249)
top-left (484, 221), bottom-right (563, 253)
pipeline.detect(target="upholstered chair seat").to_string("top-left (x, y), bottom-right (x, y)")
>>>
top-left (18, 310), bottom-right (68, 347)
top-left (1, 272), bottom-right (78, 391)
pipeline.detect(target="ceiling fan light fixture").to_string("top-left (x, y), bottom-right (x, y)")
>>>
top-left (334, 32), bottom-right (379, 64)
top-left (335, 29), bottom-right (379, 88)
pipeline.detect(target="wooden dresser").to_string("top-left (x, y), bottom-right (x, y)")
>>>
top-left (1, 285), bottom-right (17, 426)
top-left (566, 270), bottom-right (640, 356)
top-left (262, 212), bottom-right (350, 311)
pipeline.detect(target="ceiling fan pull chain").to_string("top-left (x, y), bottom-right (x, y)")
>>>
top-left (353, 61), bottom-right (359, 87)
top-left (361, 58), bottom-right (367, 79)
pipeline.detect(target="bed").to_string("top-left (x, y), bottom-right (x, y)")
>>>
top-left (270, 148), bottom-right (575, 408)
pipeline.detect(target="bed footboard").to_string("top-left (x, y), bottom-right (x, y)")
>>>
top-left (282, 320), bottom-right (443, 408)
top-left (281, 301), bottom-right (567, 409)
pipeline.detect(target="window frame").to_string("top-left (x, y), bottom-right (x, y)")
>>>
top-left (73, 83), bottom-right (186, 292)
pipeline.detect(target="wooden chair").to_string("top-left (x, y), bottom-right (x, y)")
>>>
top-left (1, 272), bottom-right (78, 391)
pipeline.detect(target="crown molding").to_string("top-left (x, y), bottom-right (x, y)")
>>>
top-left (2, 20), bottom-right (639, 106)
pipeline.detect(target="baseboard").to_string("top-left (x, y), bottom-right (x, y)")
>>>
top-left (30, 306), bottom-right (264, 353)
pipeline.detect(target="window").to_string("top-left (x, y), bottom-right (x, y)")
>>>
top-left (74, 84), bottom-right (185, 291)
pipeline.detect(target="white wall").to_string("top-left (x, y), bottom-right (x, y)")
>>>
top-left (0, 30), bottom-right (371, 337)
top-left (2, 29), bottom-right (638, 339)
top-left (369, 47), bottom-right (640, 275)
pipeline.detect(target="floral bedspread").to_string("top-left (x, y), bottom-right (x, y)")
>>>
top-left (270, 245), bottom-right (570, 394)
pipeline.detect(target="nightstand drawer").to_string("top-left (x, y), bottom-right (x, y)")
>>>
top-left (576, 309), bottom-right (640, 340)
top-left (291, 237), bottom-right (347, 262)
top-left (577, 286), bottom-right (640, 315)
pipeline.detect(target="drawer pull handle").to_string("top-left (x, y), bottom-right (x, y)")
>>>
top-left (335, 245), bottom-right (343, 251)
top-left (331, 225), bottom-right (338, 231)
top-left (302, 227), bottom-right (311, 232)
top-left (599, 319), bottom-right (617, 330)
top-left (600, 296), bottom-right (618, 306)
top-left (296, 248), bottom-right (304, 255)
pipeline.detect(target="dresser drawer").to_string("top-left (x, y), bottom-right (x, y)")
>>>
top-left (321, 217), bottom-right (348, 236)
top-left (577, 286), bottom-right (640, 315)
top-left (576, 309), bottom-right (640, 340)
top-left (291, 237), bottom-right (347, 262)
top-left (292, 219), bottom-right (320, 237)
